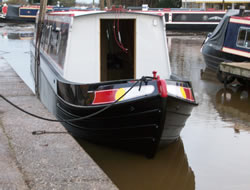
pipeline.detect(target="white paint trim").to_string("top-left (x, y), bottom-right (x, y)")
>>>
top-left (222, 47), bottom-right (250, 58)
top-left (166, 22), bottom-right (219, 24)
top-left (230, 18), bottom-right (250, 25)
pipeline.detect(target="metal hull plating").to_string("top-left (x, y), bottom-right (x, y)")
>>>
top-left (166, 24), bottom-right (218, 32)
top-left (31, 48), bottom-right (195, 157)
top-left (202, 44), bottom-right (250, 72)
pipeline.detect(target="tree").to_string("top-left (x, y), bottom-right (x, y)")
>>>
top-left (158, 0), bottom-right (181, 8)
top-left (28, 0), bottom-right (40, 4)
top-left (27, 0), bottom-right (76, 6)
top-left (6, 0), bottom-right (28, 4)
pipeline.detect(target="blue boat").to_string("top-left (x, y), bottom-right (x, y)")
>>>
top-left (0, 4), bottom-right (53, 22)
top-left (201, 9), bottom-right (250, 82)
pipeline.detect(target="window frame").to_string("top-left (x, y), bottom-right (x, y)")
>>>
top-left (236, 27), bottom-right (250, 49)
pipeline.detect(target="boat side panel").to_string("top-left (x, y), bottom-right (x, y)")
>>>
top-left (223, 22), bottom-right (250, 53)
top-left (161, 96), bottom-right (194, 143)
top-left (64, 15), bottom-right (100, 83)
top-left (136, 14), bottom-right (171, 79)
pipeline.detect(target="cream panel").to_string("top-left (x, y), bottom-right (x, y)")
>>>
top-left (64, 15), bottom-right (100, 83)
top-left (136, 15), bottom-right (171, 79)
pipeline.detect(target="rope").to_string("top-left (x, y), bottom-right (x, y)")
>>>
top-left (0, 77), bottom-right (153, 123)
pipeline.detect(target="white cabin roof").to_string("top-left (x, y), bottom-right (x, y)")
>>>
top-left (42, 9), bottom-right (171, 83)
top-left (48, 9), bottom-right (164, 18)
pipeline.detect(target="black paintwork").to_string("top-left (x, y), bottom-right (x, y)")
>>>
top-left (202, 41), bottom-right (250, 72)
top-left (166, 24), bottom-right (217, 32)
top-left (31, 42), bottom-right (196, 158)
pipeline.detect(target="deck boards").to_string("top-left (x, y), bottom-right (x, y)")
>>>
top-left (220, 62), bottom-right (250, 78)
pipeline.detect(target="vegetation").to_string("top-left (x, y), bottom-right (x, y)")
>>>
top-left (5, 0), bottom-right (28, 4)
top-left (5, 0), bottom-right (180, 8)
top-left (111, 0), bottom-right (181, 8)
top-left (158, 0), bottom-right (182, 8)
top-left (27, 0), bottom-right (75, 7)
top-left (48, 0), bottom-right (75, 7)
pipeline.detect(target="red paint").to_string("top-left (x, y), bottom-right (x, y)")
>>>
top-left (157, 76), bottom-right (167, 98)
top-left (183, 88), bottom-right (194, 101)
top-left (153, 71), bottom-right (157, 79)
top-left (2, 6), bottom-right (8, 14)
top-left (231, 16), bottom-right (250, 21)
top-left (93, 89), bottom-right (118, 105)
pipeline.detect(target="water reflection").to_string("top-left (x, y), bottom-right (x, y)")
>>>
top-left (79, 139), bottom-right (195, 190)
top-left (215, 86), bottom-right (250, 129)
top-left (4, 32), bottom-right (34, 40)
top-left (0, 23), bottom-right (35, 92)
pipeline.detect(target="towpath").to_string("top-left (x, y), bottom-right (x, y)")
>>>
top-left (0, 56), bottom-right (117, 189)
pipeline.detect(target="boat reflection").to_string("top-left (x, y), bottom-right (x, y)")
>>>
top-left (1, 32), bottom-right (33, 40)
top-left (215, 86), bottom-right (250, 125)
top-left (78, 139), bottom-right (195, 190)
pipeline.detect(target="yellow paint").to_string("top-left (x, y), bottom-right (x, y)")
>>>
top-left (115, 88), bottom-right (126, 101)
top-left (180, 87), bottom-right (187, 99)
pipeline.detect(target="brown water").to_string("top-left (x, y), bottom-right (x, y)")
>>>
top-left (80, 34), bottom-right (250, 190)
top-left (1, 24), bottom-right (250, 190)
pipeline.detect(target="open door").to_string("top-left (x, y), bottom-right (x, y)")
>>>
top-left (101, 19), bottom-right (135, 81)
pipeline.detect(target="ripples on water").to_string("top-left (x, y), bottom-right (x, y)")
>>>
top-left (1, 24), bottom-right (250, 190)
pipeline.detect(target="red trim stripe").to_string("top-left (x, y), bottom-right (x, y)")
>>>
top-left (183, 88), bottom-right (194, 101)
top-left (93, 89), bottom-right (118, 105)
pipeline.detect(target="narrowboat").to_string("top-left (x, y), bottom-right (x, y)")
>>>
top-left (0, 4), bottom-right (53, 22)
top-left (31, 7), bottom-right (197, 157)
top-left (201, 9), bottom-right (250, 81)
top-left (128, 7), bottom-right (225, 31)
top-left (164, 9), bottom-right (225, 31)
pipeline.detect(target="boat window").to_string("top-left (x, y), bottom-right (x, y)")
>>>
top-left (236, 27), bottom-right (250, 49)
top-left (246, 31), bottom-right (250, 48)
top-left (40, 21), bottom-right (69, 69)
top-left (49, 28), bottom-right (61, 56)
top-left (41, 25), bottom-right (52, 52)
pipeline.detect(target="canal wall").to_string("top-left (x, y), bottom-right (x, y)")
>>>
top-left (0, 57), bottom-right (117, 189)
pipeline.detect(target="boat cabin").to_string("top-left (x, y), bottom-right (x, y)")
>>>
top-left (38, 9), bottom-right (171, 83)
top-left (222, 15), bottom-right (250, 58)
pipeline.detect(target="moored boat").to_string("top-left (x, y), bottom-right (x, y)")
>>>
top-left (201, 8), bottom-right (250, 82)
top-left (0, 4), bottom-right (53, 22)
top-left (31, 6), bottom-right (197, 157)
top-left (128, 7), bottom-right (225, 31)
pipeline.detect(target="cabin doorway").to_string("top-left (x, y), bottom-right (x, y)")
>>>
top-left (101, 19), bottom-right (135, 81)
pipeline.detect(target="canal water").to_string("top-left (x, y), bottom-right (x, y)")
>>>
top-left (1, 24), bottom-right (250, 190)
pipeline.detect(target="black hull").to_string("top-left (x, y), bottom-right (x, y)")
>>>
top-left (3, 17), bottom-right (35, 23)
top-left (202, 44), bottom-right (250, 72)
top-left (161, 96), bottom-right (194, 144)
top-left (31, 49), bottom-right (196, 157)
top-left (2, 5), bottom-right (36, 23)
top-left (166, 24), bottom-right (217, 32)
top-left (56, 93), bottom-right (165, 156)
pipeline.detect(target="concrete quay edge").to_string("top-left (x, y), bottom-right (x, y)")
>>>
top-left (0, 57), bottom-right (118, 190)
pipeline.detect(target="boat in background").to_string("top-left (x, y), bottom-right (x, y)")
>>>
top-left (201, 8), bottom-right (250, 82)
top-left (128, 7), bottom-right (226, 31)
top-left (0, 4), bottom-right (53, 22)
top-left (165, 9), bottom-right (225, 31)
top-left (30, 6), bottom-right (197, 157)
top-left (1, 3), bottom-right (225, 31)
